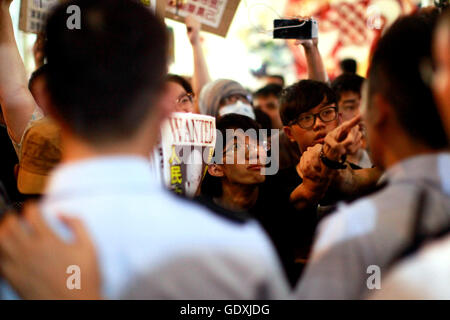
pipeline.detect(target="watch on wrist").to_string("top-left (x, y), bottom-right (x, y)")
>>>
top-left (320, 148), bottom-right (347, 170)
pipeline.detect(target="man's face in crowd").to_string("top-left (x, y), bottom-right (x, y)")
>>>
top-left (284, 98), bottom-right (339, 154)
top-left (219, 94), bottom-right (250, 108)
top-left (338, 90), bottom-right (361, 121)
top-left (166, 80), bottom-right (194, 113)
top-left (253, 94), bottom-right (283, 129)
top-left (210, 132), bottom-right (266, 186)
top-left (432, 24), bottom-right (450, 136)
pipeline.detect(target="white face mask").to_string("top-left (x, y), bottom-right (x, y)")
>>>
top-left (218, 100), bottom-right (256, 120)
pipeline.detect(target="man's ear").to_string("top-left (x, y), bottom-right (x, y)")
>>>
top-left (283, 126), bottom-right (296, 142)
top-left (37, 79), bottom-right (55, 116)
top-left (39, 80), bottom-right (67, 127)
top-left (157, 83), bottom-right (175, 118)
top-left (371, 93), bottom-right (389, 128)
top-left (207, 164), bottom-right (224, 178)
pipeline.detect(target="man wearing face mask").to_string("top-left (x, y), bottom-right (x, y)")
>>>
top-left (199, 79), bottom-right (256, 120)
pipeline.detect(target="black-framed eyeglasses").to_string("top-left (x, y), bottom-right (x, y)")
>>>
top-left (290, 106), bottom-right (338, 130)
top-left (176, 92), bottom-right (194, 106)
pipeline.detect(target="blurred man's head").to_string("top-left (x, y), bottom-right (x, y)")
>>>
top-left (331, 74), bottom-right (365, 122)
top-left (253, 84), bottom-right (283, 129)
top-left (432, 8), bottom-right (450, 137)
top-left (44, 0), bottom-right (168, 151)
top-left (280, 80), bottom-right (338, 153)
top-left (165, 74), bottom-right (194, 113)
top-left (265, 75), bottom-right (285, 87)
top-left (363, 14), bottom-right (448, 169)
top-left (339, 58), bottom-right (357, 75)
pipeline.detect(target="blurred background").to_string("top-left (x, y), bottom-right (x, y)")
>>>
top-left (12, 0), bottom-right (431, 90)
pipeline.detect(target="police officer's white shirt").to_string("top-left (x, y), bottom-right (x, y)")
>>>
top-left (369, 234), bottom-right (450, 300)
top-left (1, 156), bottom-right (289, 299)
top-left (295, 153), bottom-right (450, 299)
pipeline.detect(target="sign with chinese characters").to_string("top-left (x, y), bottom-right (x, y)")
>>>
top-left (18, 0), bottom-right (166, 34)
top-left (165, 0), bottom-right (241, 37)
top-left (155, 112), bottom-right (216, 198)
top-left (19, 0), bottom-right (59, 34)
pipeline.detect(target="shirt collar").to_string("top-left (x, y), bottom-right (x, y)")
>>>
top-left (382, 152), bottom-right (450, 195)
top-left (44, 155), bottom-right (161, 198)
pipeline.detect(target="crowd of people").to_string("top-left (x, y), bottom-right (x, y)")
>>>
top-left (0, 0), bottom-right (448, 300)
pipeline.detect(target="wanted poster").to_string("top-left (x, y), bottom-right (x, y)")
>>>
top-left (154, 112), bottom-right (216, 198)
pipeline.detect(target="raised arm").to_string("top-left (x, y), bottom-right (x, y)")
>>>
top-left (296, 36), bottom-right (329, 83)
top-left (185, 15), bottom-right (211, 113)
top-left (0, 0), bottom-right (37, 144)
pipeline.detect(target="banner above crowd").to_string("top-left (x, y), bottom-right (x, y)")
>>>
top-left (18, 0), bottom-right (166, 34)
top-left (165, 0), bottom-right (241, 37)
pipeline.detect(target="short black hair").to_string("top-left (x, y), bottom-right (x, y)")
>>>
top-left (340, 58), bottom-right (357, 74)
top-left (253, 84), bottom-right (283, 99)
top-left (44, 0), bottom-right (168, 145)
top-left (368, 14), bottom-right (447, 149)
top-left (253, 108), bottom-right (272, 133)
top-left (280, 80), bottom-right (337, 126)
top-left (201, 114), bottom-right (261, 198)
top-left (267, 75), bottom-right (285, 87)
top-left (28, 64), bottom-right (48, 91)
top-left (331, 73), bottom-right (365, 102)
top-left (166, 74), bottom-right (193, 95)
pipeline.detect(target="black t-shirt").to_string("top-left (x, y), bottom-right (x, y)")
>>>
top-left (253, 167), bottom-right (318, 286)
top-left (196, 167), bottom-right (321, 287)
top-left (194, 195), bottom-right (251, 225)
top-left (0, 125), bottom-right (22, 203)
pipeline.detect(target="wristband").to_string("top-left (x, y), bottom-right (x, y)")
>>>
top-left (320, 148), bottom-right (347, 170)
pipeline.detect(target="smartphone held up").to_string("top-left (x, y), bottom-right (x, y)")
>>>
top-left (273, 18), bottom-right (318, 40)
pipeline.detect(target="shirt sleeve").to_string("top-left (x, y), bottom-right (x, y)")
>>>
top-left (294, 199), bottom-right (378, 299)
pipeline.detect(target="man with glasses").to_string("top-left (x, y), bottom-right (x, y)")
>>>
top-left (278, 80), bottom-right (379, 215)
top-left (165, 74), bottom-right (196, 113)
top-left (198, 114), bottom-right (305, 286)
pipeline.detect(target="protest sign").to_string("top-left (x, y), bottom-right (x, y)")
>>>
top-left (165, 0), bottom-right (241, 37)
top-left (18, 0), bottom-right (166, 34)
top-left (19, 0), bottom-right (58, 34)
top-left (154, 112), bottom-right (216, 198)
